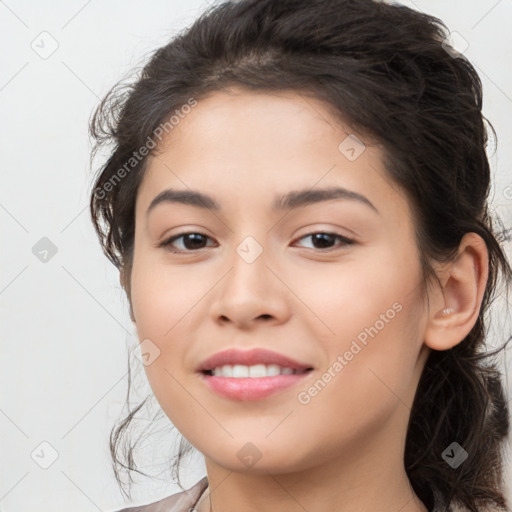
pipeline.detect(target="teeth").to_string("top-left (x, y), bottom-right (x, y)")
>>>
top-left (210, 364), bottom-right (303, 378)
top-left (232, 365), bottom-right (248, 378)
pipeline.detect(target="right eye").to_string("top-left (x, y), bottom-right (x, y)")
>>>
top-left (158, 232), bottom-right (217, 253)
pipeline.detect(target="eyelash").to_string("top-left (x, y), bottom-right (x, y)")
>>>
top-left (158, 231), bottom-right (355, 253)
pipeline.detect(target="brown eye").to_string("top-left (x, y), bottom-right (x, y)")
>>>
top-left (159, 232), bottom-right (216, 253)
top-left (294, 232), bottom-right (355, 251)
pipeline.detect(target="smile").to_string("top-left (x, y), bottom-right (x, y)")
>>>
top-left (205, 364), bottom-right (310, 377)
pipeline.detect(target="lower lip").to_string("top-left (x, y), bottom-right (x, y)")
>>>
top-left (199, 371), bottom-right (313, 400)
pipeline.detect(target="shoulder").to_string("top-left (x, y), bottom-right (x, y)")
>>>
top-left (112, 476), bottom-right (209, 512)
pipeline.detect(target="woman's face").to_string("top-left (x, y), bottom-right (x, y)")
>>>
top-left (129, 87), bottom-right (431, 473)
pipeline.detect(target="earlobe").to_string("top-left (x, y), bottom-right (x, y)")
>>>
top-left (423, 233), bottom-right (488, 351)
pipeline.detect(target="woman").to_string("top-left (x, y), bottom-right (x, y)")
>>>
top-left (89, 0), bottom-right (512, 510)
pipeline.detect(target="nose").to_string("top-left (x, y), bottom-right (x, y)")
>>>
top-left (209, 242), bottom-right (292, 330)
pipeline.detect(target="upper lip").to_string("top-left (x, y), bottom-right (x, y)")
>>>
top-left (197, 348), bottom-right (314, 372)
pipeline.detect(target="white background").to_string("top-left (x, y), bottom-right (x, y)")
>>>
top-left (1, 1), bottom-right (511, 510)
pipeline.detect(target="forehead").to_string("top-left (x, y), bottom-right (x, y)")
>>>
top-left (136, 87), bottom-right (408, 221)
top-left (161, 86), bottom-right (355, 155)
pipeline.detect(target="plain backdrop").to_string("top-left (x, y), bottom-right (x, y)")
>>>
top-left (1, 1), bottom-right (511, 510)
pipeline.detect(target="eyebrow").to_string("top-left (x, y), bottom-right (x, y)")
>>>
top-left (146, 186), bottom-right (379, 215)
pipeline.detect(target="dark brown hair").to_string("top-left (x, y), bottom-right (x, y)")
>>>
top-left (89, 0), bottom-right (512, 510)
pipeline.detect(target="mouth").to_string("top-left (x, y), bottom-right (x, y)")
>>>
top-left (196, 347), bottom-right (315, 400)
top-left (201, 364), bottom-right (313, 377)
top-left (199, 366), bottom-right (314, 401)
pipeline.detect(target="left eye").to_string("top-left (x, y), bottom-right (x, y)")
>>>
top-left (159, 231), bottom-right (355, 253)
top-left (294, 232), bottom-right (355, 250)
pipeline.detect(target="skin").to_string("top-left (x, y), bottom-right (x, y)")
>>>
top-left (125, 86), bottom-right (489, 512)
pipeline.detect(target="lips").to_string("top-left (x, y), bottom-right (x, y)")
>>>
top-left (196, 347), bottom-right (314, 373)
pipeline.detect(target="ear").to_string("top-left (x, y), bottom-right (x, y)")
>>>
top-left (119, 269), bottom-right (136, 324)
top-left (424, 233), bottom-right (489, 351)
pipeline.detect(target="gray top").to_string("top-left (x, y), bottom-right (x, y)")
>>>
top-left (114, 477), bottom-right (208, 512)
top-left (113, 476), bottom-right (453, 512)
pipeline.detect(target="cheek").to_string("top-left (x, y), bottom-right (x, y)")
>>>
top-left (130, 247), bottom-right (207, 340)
top-left (289, 287), bottom-right (424, 461)
top-left (295, 239), bottom-right (422, 343)
top-left (294, 244), bottom-right (425, 407)
top-left (129, 255), bottom-right (198, 406)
